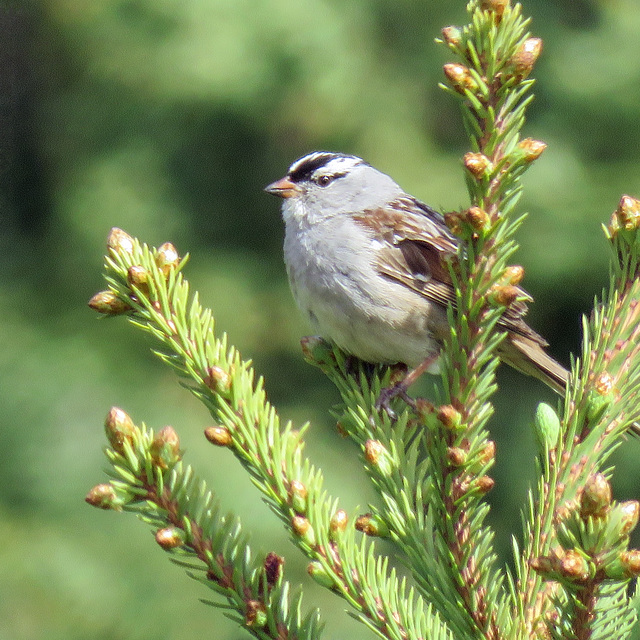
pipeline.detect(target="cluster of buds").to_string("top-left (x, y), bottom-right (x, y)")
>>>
top-left (530, 548), bottom-right (592, 584)
top-left (90, 229), bottom-right (136, 315)
top-left (89, 230), bottom-right (183, 314)
top-left (451, 473), bottom-right (494, 501)
top-left (533, 474), bottom-right (640, 584)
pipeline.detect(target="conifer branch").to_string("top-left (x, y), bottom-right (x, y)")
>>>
top-left (84, 2), bottom-right (640, 639)
top-left (87, 228), bottom-right (455, 640)
top-left (434, 1), bottom-right (545, 636)
top-left (520, 196), bottom-right (640, 636)
top-left (85, 410), bottom-right (322, 640)
top-left (303, 347), bottom-right (479, 639)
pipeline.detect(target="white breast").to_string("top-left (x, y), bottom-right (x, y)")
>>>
top-left (282, 202), bottom-right (443, 368)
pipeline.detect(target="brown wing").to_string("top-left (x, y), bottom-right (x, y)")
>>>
top-left (353, 196), bottom-right (547, 346)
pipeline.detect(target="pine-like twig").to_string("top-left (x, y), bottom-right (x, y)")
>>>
top-left (86, 410), bottom-right (322, 640)
top-left (87, 228), bottom-right (455, 640)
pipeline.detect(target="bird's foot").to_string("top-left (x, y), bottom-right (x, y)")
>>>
top-left (374, 382), bottom-right (416, 421)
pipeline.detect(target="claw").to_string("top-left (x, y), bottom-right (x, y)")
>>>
top-left (372, 354), bottom-right (439, 421)
top-left (374, 383), bottom-right (416, 421)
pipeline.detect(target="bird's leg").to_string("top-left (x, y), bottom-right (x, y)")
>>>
top-left (375, 354), bottom-right (438, 419)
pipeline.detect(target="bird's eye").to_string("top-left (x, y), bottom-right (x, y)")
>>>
top-left (316, 174), bottom-right (333, 187)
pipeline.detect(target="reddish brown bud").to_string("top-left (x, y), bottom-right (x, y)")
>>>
top-left (620, 550), bottom-right (640, 577)
top-left (444, 210), bottom-right (465, 235)
top-left (559, 549), bottom-right (590, 582)
top-left (245, 600), bottom-right (267, 628)
top-left (618, 195), bottom-right (640, 230)
top-left (85, 483), bottom-right (119, 510)
top-left (465, 206), bottom-right (490, 231)
top-left (437, 404), bottom-right (462, 430)
top-left (204, 366), bottom-right (232, 393)
top-left (155, 526), bottom-right (185, 549)
top-left (479, 440), bottom-right (497, 465)
top-left (511, 37), bottom-right (542, 76)
top-left (441, 26), bottom-right (462, 48)
top-left (88, 290), bottom-right (132, 315)
top-left (330, 509), bottom-right (348, 538)
top-left (443, 63), bottom-right (477, 94)
top-left (127, 265), bottom-right (149, 291)
top-left (463, 152), bottom-right (492, 179)
top-left (364, 439), bottom-right (384, 464)
top-left (364, 439), bottom-right (393, 476)
top-left (518, 138), bottom-right (547, 162)
top-left (530, 555), bottom-right (553, 575)
top-left (580, 473), bottom-right (612, 519)
top-left (594, 371), bottom-right (614, 396)
top-left (503, 265), bottom-right (525, 286)
top-left (355, 513), bottom-right (389, 538)
top-left (414, 398), bottom-right (436, 420)
top-left (104, 407), bottom-right (135, 453)
top-left (489, 284), bottom-right (520, 307)
top-left (107, 227), bottom-right (134, 254)
top-left (476, 475), bottom-right (495, 494)
top-left (289, 480), bottom-right (308, 513)
top-left (451, 476), bottom-right (471, 502)
top-left (204, 425), bottom-right (233, 447)
top-left (447, 447), bottom-right (467, 466)
top-left (620, 501), bottom-right (640, 535)
top-left (264, 552), bottom-right (284, 588)
top-left (481, 0), bottom-right (509, 16)
top-left (155, 242), bottom-right (180, 275)
top-left (292, 516), bottom-right (316, 546)
top-left (150, 426), bottom-right (182, 469)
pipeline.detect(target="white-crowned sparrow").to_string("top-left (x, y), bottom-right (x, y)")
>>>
top-left (265, 151), bottom-right (568, 397)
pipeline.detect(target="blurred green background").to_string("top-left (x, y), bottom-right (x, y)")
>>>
top-left (3, 0), bottom-right (640, 638)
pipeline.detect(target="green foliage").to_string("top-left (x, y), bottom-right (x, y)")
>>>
top-left (6, 1), bottom-right (640, 639)
top-left (84, 2), bottom-right (640, 635)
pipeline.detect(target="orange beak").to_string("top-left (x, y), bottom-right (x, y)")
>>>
top-left (264, 177), bottom-right (300, 199)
